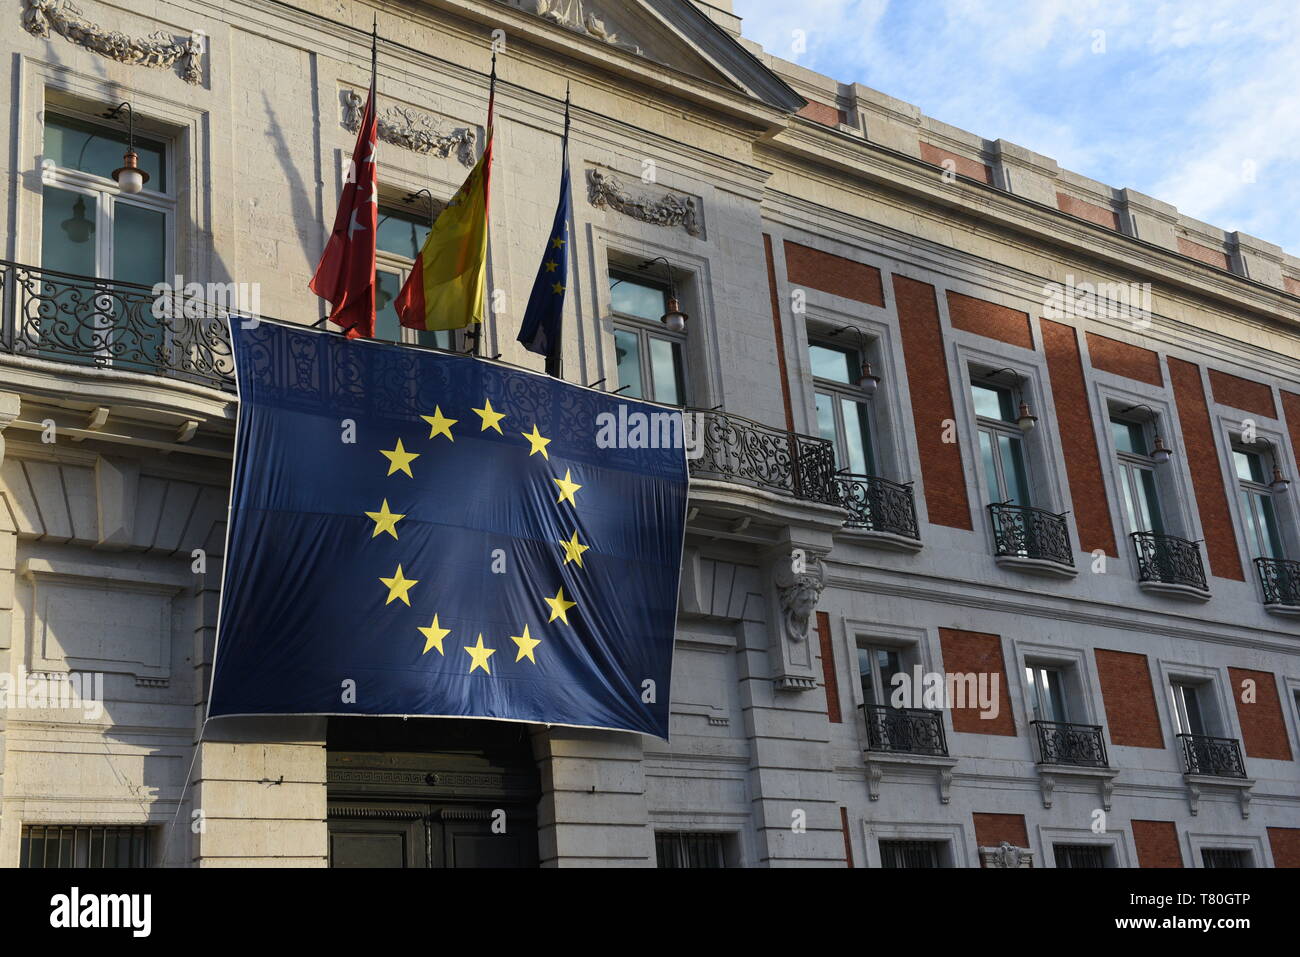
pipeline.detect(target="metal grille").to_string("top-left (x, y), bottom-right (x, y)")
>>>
top-left (20, 825), bottom-right (152, 868)
top-left (1178, 733), bottom-right (1247, 778)
top-left (655, 832), bottom-right (727, 869)
top-left (1032, 720), bottom-right (1109, 767)
top-left (836, 473), bottom-right (920, 540)
top-left (863, 705), bottom-right (948, 756)
top-left (1054, 844), bottom-right (1108, 868)
top-left (879, 839), bottom-right (943, 868)
top-left (1130, 531), bottom-right (1209, 591)
top-left (1201, 848), bottom-right (1252, 868)
top-left (988, 502), bottom-right (1074, 566)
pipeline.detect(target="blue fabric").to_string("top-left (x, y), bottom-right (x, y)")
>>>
top-left (209, 319), bottom-right (687, 737)
top-left (516, 154), bottom-right (571, 359)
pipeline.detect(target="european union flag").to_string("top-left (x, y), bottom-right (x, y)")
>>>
top-left (517, 99), bottom-right (572, 367)
top-left (208, 319), bottom-right (687, 738)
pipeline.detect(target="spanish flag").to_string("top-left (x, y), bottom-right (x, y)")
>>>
top-left (395, 127), bottom-right (493, 332)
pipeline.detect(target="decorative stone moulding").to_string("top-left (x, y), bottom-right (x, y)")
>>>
top-left (979, 842), bottom-right (1034, 868)
top-left (23, 0), bottom-right (205, 85)
top-left (530, 0), bottom-right (643, 55)
top-left (586, 169), bottom-right (703, 238)
top-left (341, 90), bottom-right (477, 167)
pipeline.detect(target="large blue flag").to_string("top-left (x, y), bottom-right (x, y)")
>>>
top-left (209, 319), bottom-right (687, 737)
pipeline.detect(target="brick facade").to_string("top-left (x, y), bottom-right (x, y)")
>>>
top-left (1209, 370), bottom-right (1277, 418)
top-left (1085, 332), bottom-right (1164, 386)
top-left (1056, 192), bottom-right (1121, 231)
top-left (945, 291), bottom-right (1034, 349)
top-left (972, 812), bottom-right (1029, 858)
top-left (1227, 667), bottom-right (1293, 760)
top-left (1284, 391), bottom-right (1300, 478)
top-left (938, 628), bottom-right (1015, 736)
top-left (1131, 820), bottom-right (1183, 867)
top-left (1178, 236), bottom-right (1232, 270)
top-left (1041, 319), bottom-right (1117, 556)
top-left (1268, 827), bottom-right (1300, 867)
top-left (893, 275), bottom-right (973, 529)
top-left (919, 142), bottom-right (993, 185)
top-left (764, 234), bottom-right (796, 431)
top-left (1168, 357), bottom-right (1245, 581)
top-left (784, 240), bottom-right (885, 306)
top-left (817, 611), bottom-right (842, 724)
top-left (1094, 649), bottom-right (1164, 749)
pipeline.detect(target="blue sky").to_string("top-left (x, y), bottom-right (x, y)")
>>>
top-left (733, 0), bottom-right (1300, 255)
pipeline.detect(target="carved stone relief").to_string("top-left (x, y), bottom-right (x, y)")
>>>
top-left (773, 550), bottom-right (826, 644)
top-left (978, 842), bottom-right (1035, 868)
top-left (530, 0), bottom-right (642, 55)
top-left (586, 169), bottom-right (702, 237)
top-left (23, 0), bottom-right (205, 85)
top-left (341, 90), bottom-right (477, 167)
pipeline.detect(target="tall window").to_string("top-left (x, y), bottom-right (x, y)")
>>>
top-left (972, 381), bottom-right (1029, 505)
top-left (1025, 665), bottom-right (1069, 723)
top-left (21, 824), bottom-right (152, 868)
top-left (1112, 417), bottom-right (1163, 534)
top-left (375, 205), bottom-right (451, 349)
top-left (1234, 448), bottom-right (1283, 560)
top-left (858, 645), bottom-right (904, 708)
top-left (811, 342), bottom-right (874, 475)
top-left (610, 271), bottom-right (686, 406)
top-left (1169, 681), bottom-right (1210, 736)
top-left (41, 111), bottom-right (172, 368)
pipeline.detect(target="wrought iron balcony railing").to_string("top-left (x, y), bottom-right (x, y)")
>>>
top-left (0, 260), bottom-right (235, 391)
top-left (1255, 557), bottom-right (1300, 607)
top-left (988, 502), bottom-right (1074, 566)
top-left (688, 408), bottom-right (837, 505)
top-left (835, 473), bottom-right (920, 540)
top-left (1031, 720), bottom-right (1109, 768)
top-left (1177, 733), bottom-right (1246, 778)
top-left (1130, 531), bottom-right (1208, 592)
top-left (862, 704), bottom-right (948, 757)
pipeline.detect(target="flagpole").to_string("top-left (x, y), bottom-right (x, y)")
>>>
top-left (473, 47), bottom-right (498, 358)
top-left (545, 84), bottom-right (571, 380)
top-left (370, 14), bottom-right (378, 93)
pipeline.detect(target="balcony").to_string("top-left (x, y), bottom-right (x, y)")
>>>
top-left (0, 260), bottom-right (235, 392)
top-left (1032, 720), bottom-right (1108, 768)
top-left (835, 473), bottom-right (921, 549)
top-left (1130, 531), bottom-right (1209, 599)
top-left (687, 408), bottom-right (837, 505)
top-left (1255, 557), bottom-right (1300, 615)
top-left (988, 502), bottom-right (1075, 577)
top-left (1178, 733), bottom-right (1246, 779)
top-left (863, 704), bottom-right (948, 756)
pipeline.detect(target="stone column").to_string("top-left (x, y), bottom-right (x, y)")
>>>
top-left (0, 392), bottom-right (21, 862)
top-left (532, 726), bottom-right (654, 867)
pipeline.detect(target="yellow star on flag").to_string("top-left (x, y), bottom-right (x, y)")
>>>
top-left (473, 398), bottom-right (506, 434)
top-left (421, 407), bottom-right (457, 442)
top-left (381, 438), bottom-right (420, 477)
top-left (380, 565), bottom-right (418, 606)
top-left (559, 530), bottom-right (590, 568)
top-left (553, 469), bottom-right (582, 506)
top-left (550, 236), bottom-right (566, 249)
top-left (419, 615), bottom-right (451, 655)
top-left (551, 282), bottom-right (566, 295)
top-left (365, 500), bottom-right (405, 540)
top-left (545, 587), bottom-right (577, 625)
top-left (511, 624), bottom-right (541, 664)
top-left (522, 425), bottom-right (552, 460)
top-left (544, 260), bottom-right (558, 272)
top-left (464, 634), bottom-right (497, 675)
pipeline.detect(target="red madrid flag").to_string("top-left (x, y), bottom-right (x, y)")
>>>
top-left (309, 80), bottom-right (378, 339)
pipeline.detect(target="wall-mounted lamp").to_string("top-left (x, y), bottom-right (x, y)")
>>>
top-left (639, 257), bottom-right (688, 333)
top-left (986, 368), bottom-right (1037, 432)
top-left (1121, 404), bottom-right (1175, 464)
top-left (829, 325), bottom-right (881, 398)
top-left (102, 102), bottom-right (149, 194)
top-left (1256, 439), bottom-right (1292, 493)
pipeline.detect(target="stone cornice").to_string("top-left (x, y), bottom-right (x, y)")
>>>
top-left (762, 125), bottom-right (1300, 335)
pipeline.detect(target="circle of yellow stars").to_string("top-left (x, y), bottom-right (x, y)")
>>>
top-left (366, 396), bottom-right (591, 677)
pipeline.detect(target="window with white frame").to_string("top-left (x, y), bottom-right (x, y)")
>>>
top-left (609, 270), bottom-right (686, 406)
top-left (1201, 847), bottom-right (1253, 868)
top-left (858, 644), bottom-right (907, 708)
top-left (971, 378), bottom-right (1031, 506)
top-left (40, 109), bottom-right (173, 368)
top-left (1053, 843), bottom-right (1112, 868)
top-left (1233, 446), bottom-right (1284, 560)
top-left (811, 341), bottom-right (875, 475)
top-left (1111, 416), bottom-right (1165, 535)
top-left (879, 839), bottom-right (947, 868)
top-left (1025, 664), bottom-right (1073, 724)
top-left (375, 202), bottom-right (454, 350)
top-left (1169, 679), bottom-right (1216, 737)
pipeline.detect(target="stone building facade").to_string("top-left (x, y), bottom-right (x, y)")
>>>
top-left (0, 0), bottom-right (1297, 867)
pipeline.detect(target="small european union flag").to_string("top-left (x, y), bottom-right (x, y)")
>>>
top-left (517, 100), bottom-right (572, 366)
top-left (209, 319), bottom-right (687, 738)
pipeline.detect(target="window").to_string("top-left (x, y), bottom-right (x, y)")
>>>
top-left (1054, 844), bottom-right (1110, 868)
top-left (375, 204), bottom-right (452, 350)
top-left (610, 271), bottom-right (686, 406)
top-left (41, 110), bottom-right (173, 369)
top-left (879, 840), bottom-right (945, 868)
top-left (1234, 448), bottom-right (1283, 560)
top-left (1112, 417), bottom-right (1163, 534)
top-left (811, 342), bottom-right (875, 474)
top-left (972, 381), bottom-right (1030, 505)
top-left (21, 825), bottom-right (152, 868)
top-left (1169, 681), bottom-right (1210, 736)
top-left (655, 832), bottom-right (727, 868)
top-left (1025, 665), bottom-right (1070, 723)
top-left (858, 645), bottom-right (905, 708)
top-left (1201, 848), bottom-right (1252, 868)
